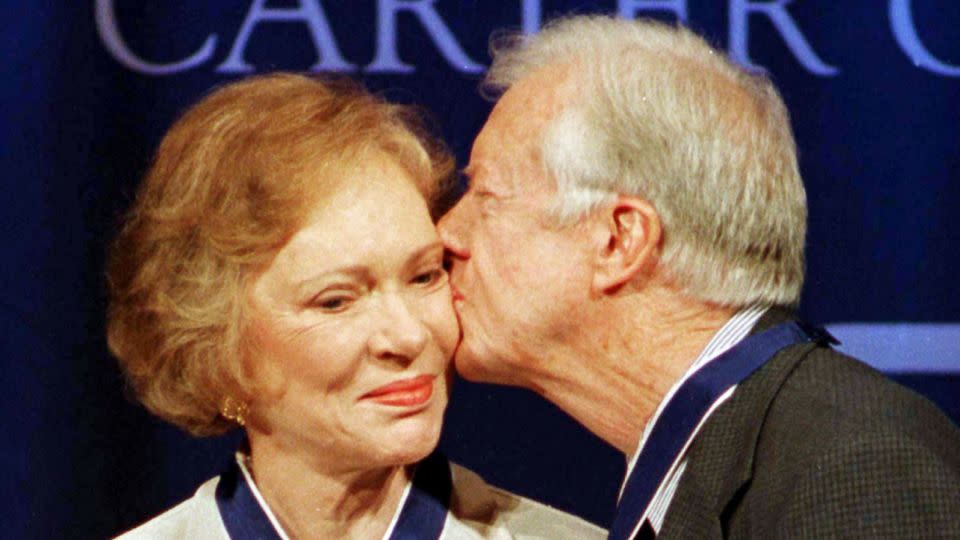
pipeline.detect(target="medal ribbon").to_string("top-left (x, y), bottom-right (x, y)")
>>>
top-left (608, 321), bottom-right (835, 540)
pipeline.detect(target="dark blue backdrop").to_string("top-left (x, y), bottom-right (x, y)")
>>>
top-left (3, 2), bottom-right (957, 538)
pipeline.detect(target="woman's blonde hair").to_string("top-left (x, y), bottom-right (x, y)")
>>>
top-left (106, 73), bottom-right (454, 436)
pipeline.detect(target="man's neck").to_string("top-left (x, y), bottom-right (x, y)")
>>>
top-left (535, 287), bottom-right (736, 455)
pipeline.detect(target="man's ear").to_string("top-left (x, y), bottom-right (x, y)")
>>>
top-left (591, 196), bottom-right (662, 294)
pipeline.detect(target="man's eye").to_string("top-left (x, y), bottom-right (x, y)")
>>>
top-left (474, 190), bottom-right (497, 213)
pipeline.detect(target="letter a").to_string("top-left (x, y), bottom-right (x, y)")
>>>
top-left (367, 0), bottom-right (484, 74)
top-left (217, 0), bottom-right (354, 73)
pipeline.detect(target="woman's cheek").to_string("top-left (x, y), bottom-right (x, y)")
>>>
top-left (291, 315), bottom-right (369, 390)
top-left (426, 288), bottom-right (459, 359)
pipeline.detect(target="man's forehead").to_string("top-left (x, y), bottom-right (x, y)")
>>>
top-left (470, 63), bottom-right (577, 190)
top-left (491, 63), bottom-right (577, 133)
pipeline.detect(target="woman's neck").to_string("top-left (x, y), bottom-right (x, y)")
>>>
top-left (245, 440), bottom-right (411, 540)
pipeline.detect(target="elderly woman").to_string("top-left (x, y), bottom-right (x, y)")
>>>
top-left (108, 73), bottom-right (604, 539)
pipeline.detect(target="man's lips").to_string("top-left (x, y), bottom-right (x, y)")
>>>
top-left (361, 375), bottom-right (435, 407)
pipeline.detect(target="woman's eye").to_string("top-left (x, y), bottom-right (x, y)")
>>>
top-left (412, 269), bottom-right (444, 286)
top-left (313, 295), bottom-right (352, 312)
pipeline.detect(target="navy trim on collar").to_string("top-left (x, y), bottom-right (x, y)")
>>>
top-left (215, 458), bottom-right (281, 540)
top-left (388, 451), bottom-right (452, 540)
top-left (215, 451), bottom-right (453, 540)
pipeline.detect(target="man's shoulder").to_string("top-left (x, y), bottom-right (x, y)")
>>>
top-left (768, 346), bottom-right (957, 438)
top-left (748, 345), bottom-right (960, 479)
top-left (734, 347), bottom-right (960, 535)
top-left (114, 477), bottom-right (227, 540)
top-left (445, 462), bottom-right (607, 539)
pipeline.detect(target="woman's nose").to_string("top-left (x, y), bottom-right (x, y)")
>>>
top-left (369, 294), bottom-right (429, 362)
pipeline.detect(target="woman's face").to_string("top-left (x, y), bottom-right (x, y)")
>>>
top-left (244, 156), bottom-right (458, 471)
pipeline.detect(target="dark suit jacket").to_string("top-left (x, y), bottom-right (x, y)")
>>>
top-left (655, 308), bottom-right (960, 538)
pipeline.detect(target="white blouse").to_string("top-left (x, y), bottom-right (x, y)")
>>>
top-left (118, 452), bottom-right (605, 540)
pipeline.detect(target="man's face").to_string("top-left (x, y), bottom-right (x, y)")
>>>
top-left (438, 69), bottom-right (592, 386)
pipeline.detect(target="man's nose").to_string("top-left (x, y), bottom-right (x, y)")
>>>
top-left (437, 202), bottom-right (470, 260)
top-left (369, 294), bottom-right (429, 363)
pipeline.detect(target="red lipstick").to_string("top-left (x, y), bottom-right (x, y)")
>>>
top-left (362, 375), bottom-right (435, 407)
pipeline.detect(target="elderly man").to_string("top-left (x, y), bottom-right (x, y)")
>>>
top-left (439, 15), bottom-right (960, 539)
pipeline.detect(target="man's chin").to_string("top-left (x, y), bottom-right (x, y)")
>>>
top-left (451, 349), bottom-right (486, 382)
top-left (451, 342), bottom-right (494, 383)
top-left (451, 342), bottom-right (516, 386)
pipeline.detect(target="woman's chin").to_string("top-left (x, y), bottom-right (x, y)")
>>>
top-left (354, 407), bottom-right (443, 466)
top-left (377, 413), bottom-right (444, 465)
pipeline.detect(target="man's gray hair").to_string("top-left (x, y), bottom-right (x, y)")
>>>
top-left (484, 16), bottom-right (807, 308)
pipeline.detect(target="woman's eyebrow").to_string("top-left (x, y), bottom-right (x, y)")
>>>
top-left (293, 242), bottom-right (444, 292)
top-left (294, 266), bottom-right (369, 294)
top-left (404, 241), bottom-right (445, 267)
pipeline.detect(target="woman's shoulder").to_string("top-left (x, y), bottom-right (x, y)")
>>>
top-left (115, 477), bottom-right (229, 540)
top-left (445, 462), bottom-right (607, 540)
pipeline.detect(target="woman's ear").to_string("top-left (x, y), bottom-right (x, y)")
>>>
top-left (591, 196), bottom-right (662, 294)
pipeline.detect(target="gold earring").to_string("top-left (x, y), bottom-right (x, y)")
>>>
top-left (221, 396), bottom-right (248, 426)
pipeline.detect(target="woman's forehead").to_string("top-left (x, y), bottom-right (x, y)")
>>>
top-left (268, 163), bottom-right (437, 279)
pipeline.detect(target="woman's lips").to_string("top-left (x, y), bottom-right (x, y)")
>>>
top-left (362, 375), bottom-right (435, 407)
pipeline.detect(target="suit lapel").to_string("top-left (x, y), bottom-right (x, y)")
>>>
top-left (657, 308), bottom-right (816, 538)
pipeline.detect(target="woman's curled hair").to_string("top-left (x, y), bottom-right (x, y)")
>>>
top-left (106, 73), bottom-right (454, 435)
